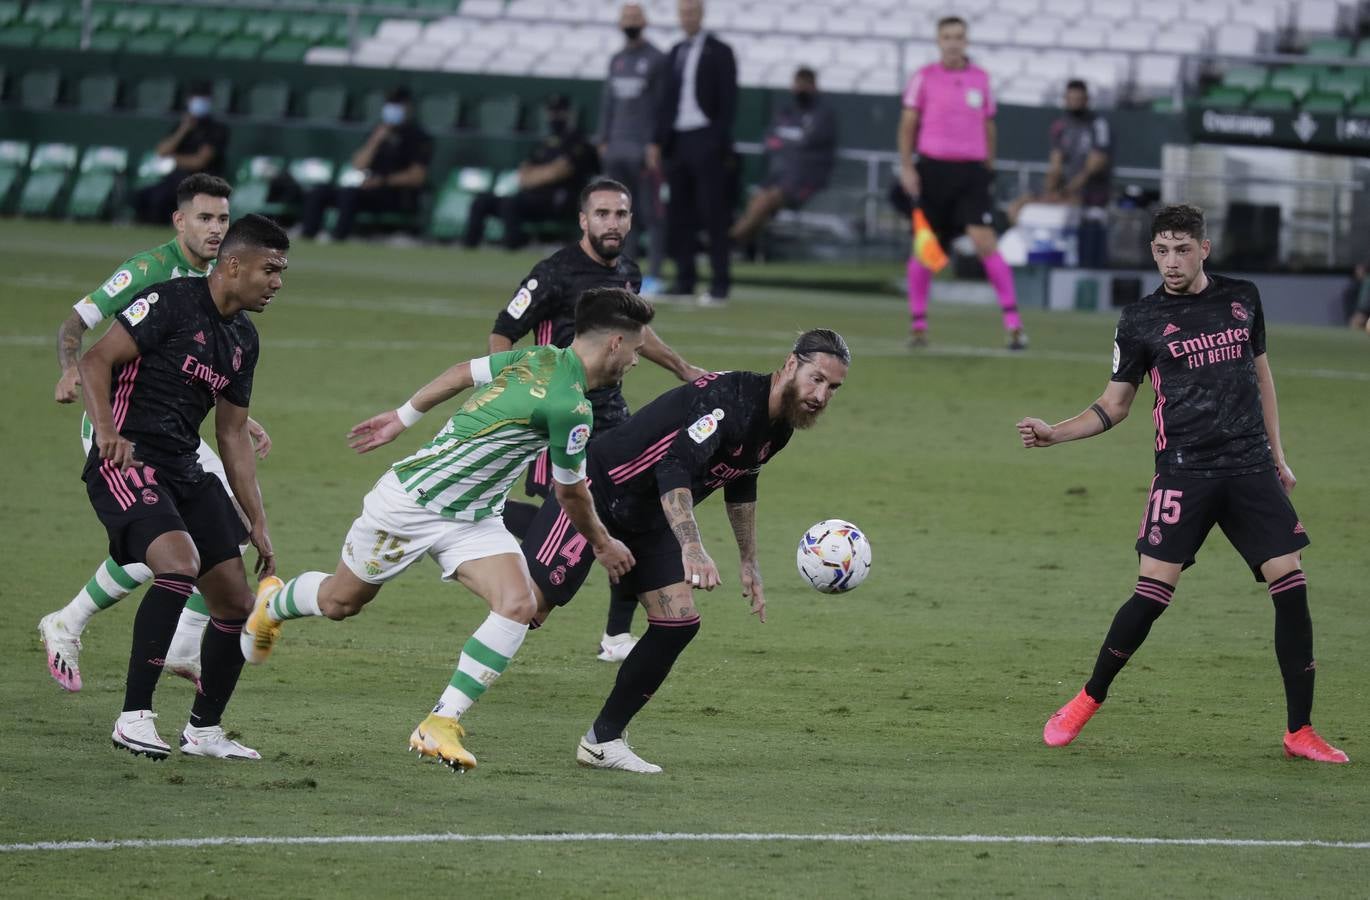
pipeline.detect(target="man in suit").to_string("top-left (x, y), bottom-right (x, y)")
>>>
top-left (647, 0), bottom-right (738, 305)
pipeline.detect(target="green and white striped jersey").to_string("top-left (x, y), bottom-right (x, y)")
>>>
top-left (392, 346), bottom-right (594, 521)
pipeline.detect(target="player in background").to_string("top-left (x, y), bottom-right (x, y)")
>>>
top-left (1017, 204), bottom-right (1347, 764)
top-left (521, 329), bottom-right (850, 773)
top-left (42, 174), bottom-right (273, 693)
top-left (897, 15), bottom-right (1026, 349)
top-left (42, 174), bottom-right (272, 693)
top-left (492, 177), bottom-right (705, 663)
top-left (79, 214), bottom-right (286, 760)
top-left (243, 288), bottom-right (651, 773)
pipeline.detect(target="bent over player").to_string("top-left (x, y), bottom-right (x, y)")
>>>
top-left (244, 288), bottom-right (650, 773)
top-left (1017, 205), bottom-right (1346, 763)
top-left (522, 329), bottom-right (850, 772)
top-left (79, 214), bottom-right (286, 760)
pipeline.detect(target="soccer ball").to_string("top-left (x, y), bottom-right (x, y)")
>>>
top-left (796, 519), bottom-right (872, 593)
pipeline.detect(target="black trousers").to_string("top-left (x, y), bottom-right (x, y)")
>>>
top-left (665, 129), bottom-right (731, 298)
top-left (463, 186), bottom-right (567, 250)
top-left (300, 185), bottom-right (418, 239)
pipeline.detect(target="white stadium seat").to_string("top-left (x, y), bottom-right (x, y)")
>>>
top-left (1294, 0), bottom-right (1341, 36)
top-left (1213, 23), bottom-right (1261, 57)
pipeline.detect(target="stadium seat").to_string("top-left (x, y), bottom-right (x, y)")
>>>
top-left (1294, 1), bottom-right (1341, 37)
top-left (303, 85), bottom-right (349, 123)
top-left (0, 24), bottom-right (40, 47)
top-left (1221, 66), bottom-right (1268, 92)
top-left (1358, 40), bottom-right (1370, 62)
top-left (155, 8), bottom-right (199, 37)
top-left (21, 1), bottom-right (64, 29)
top-left (1214, 23), bottom-right (1260, 57)
top-left (1300, 91), bottom-right (1345, 114)
top-left (1247, 88), bottom-right (1297, 112)
top-left (1199, 86), bottom-right (1248, 110)
top-left (212, 78), bottom-right (235, 116)
top-left (36, 27), bottom-right (81, 50)
top-left (133, 151), bottom-right (175, 190)
top-left (1349, 94), bottom-right (1370, 115)
top-left (169, 32), bottom-right (220, 58)
top-left (109, 8), bottom-right (155, 34)
top-left (18, 142), bottom-right (77, 217)
top-left (353, 88), bottom-right (388, 124)
top-left (245, 82), bottom-right (292, 120)
top-left (427, 166), bottom-right (493, 240)
top-left (1306, 38), bottom-right (1352, 59)
top-left (0, 140), bottom-right (30, 214)
top-left (472, 95), bottom-right (523, 134)
top-left (0, 1), bottom-right (18, 27)
top-left (231, 156), bottom-right (285, 216)
top-left (130, 29), bottom-right (178, 56)
top-left (198, 10), bottom-right (246, 38)
top-left (287, 14), bottom-right (340, 43)
top-left (418, 92), bottom-right (462, 132)
top-left (68, 146), bottom-right (128, 220)
top-left (76, 73), bottom-right (119, 112)
top-left (1268, 67), bottom-right (1317, 100)
top-left (288, 157), bottom-right (336, 188)
top-left (87, 29), bottom-right (126, 52)
top-left (1315, 69), bottom-right (1365, 101)
top-left (243, 13), bottom-right (287, 43)
top-left (132, 77), bottom-right (177, 114)
top-left (259, 39), bottom-right (312, 63)
top-left (216, 36), bottom-right (265, 60)
top-left (19, 68), bottom-right (61, 108)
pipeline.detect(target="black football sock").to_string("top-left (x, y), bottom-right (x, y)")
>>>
top-left (1269, 570), bottom-right (1315, 733)
top-left (1084, 577), bottom-right (1173, 703)
top-left (502, 500), bottom-right (539, 541)
top-left (124, 573), bottom-right (196, 712)
top-left (589, 616), bottom-right (700, 743)
top-left (189, 617), bottom-right (247, 728)
top-left (604, 581), bottom-right (639, 636)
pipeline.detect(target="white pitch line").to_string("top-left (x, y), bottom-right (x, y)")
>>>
top-left (2, 831), bottom-right (1368, 854)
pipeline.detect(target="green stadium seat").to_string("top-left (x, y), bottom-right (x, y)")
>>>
top-left (288, 157), bottom-right (336, 187)
top-left (1315, 69), bottom-right (1366, 101)
top-left (155, 8), bottom-right (199, 37)
top-left (134, 151), bottom-right (175, 189)
top-left (245, 81), bottom-right (291, 119)
top-left (133, 76), bottom-right (177, 114)
top-left (87, 29), bottom-right (126, 52)
top-left (1199, 86), bottom-right (1248, 110)
top-left (370, 0), bottom-right (413, 8)
top-left (473, 95), bottom-right (522, 134)
top-left (30, 142), bottom-right (78, 173)
top-left (65, 3), bottom-right (116, 30)
top-left (1301, 91), bottom-right (1345, 114)
top-left (19, 69), bottom-right (61, 108)
top-left (76, 73), bottom-right (119, 112)
top-left (81, 145), bottom-right (129, 174)
top-left (418, 92), bottom-right (462, 132)
top-left (130, 29), bottom-right (177, 55)
top-left (259, 38), bottom-right (311, 63)
top-left (1221, 66), bottom-right (1268, 92)
top-left (428, 167), bottom-right (492, 241)
top-left (332, 14), bottom-right (381, 43)
top-left (231, 156), bottom-right (285, 217)
top-left (243, 14), bottom-right (286, 42)
top-left (0, 1), bottom-right (19, 27)
top-left (492, 169), bottom-right (520, 198)
top-left (212, 78), bottom-right (235, 116)
top-left (0, 24), bottom-right (41, 47)
top-left (1306, 38), bottom-right (1353, 59)
top-left (215, 36), bottom-right (264, 60)
top-left (353, 88), bottom-right (388, 124)
top-left (1267, 67), bottom-right (1317, 100)
top-left (68, 147), bottom-right (128, 220)
top-left (1358, 41), bottom-right (1370, 61)
top-left (1350, 94), bottom-right (1370, 116)
top-left (110, 8), bottom-right (156, 33)
top-left (19, 143), bottom-right (78, 217)
top-left (0, 140), bottom-right (29, 214)
top-left (198, 10), bottom-right (245, 38)
top-left (171, 33), bottom-right (220, 58)
top-left (336, 166), bottom-right (366, 189)
top-left (413, 0), bottom-right (460, 9)
top-left (303, 85), bottom-right (348, 123)
top-left (287, 14), bottom-right (340, 43)
top-left (36, 26), bottom-right (81, 50)
top-left (1248, 88), bottom-right (1297, 112)
top-left (21, 1), bottom-right (65, 29)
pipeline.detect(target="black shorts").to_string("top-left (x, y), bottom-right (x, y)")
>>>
top-left (916, 157), bottom-right (995, 248)
top-left (522, 492), bottom-right (683, 606)
top-left (763, 174), bottom-right (820, 209)
top-left (1134, 468), bottom-right (1309, 581)
top-left (84, 456), bottom-right (247, 575)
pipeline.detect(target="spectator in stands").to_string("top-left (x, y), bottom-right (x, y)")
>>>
top-left (464, 93), bottom-right (597, 250)
top-left (299, 86), bottom-right (433, 243)
top-left (597, 3), bottom-right (667, 294)
top-left (649, 0), bottom-right (738, 305)
top-left (1008, 79), bottom-right (1113, 267)
top-left (134, 81), bottom-right (229, 224)
top-left (729, 67), bottom-right (837, 247)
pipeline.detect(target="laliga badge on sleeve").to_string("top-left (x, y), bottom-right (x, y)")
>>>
top-left (566, 423), bottom-right (591, 455)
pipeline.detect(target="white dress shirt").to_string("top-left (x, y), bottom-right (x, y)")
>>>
top-left (673, 32), bottom-right (710, 132)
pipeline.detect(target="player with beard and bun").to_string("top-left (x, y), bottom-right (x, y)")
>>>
top-left (78, 213), bottom-right (287, 761)
top-left (1018, 204), bottom-right (1347, 764)
top-left (490, 177), bottom-right (705, 663)
top-left (519, 329), bottom-right (850, 772)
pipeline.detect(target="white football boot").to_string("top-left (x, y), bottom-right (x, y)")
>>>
top-left (596, 632), bottom-right (638, 663)
top-left (179, 724), bottom-right (261, 760)
top-left (576, 736), bottom-right (662, 774)
top-left (112, 710), bottom-right (170, 760)
top-left (38, 612), bottom-right (83, 692)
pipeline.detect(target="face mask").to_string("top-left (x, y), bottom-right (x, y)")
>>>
top-left (793, 91), bottom-right (815, 109)
top-left (622, 25), bottom-right (643, 40)
top-left (188, 97), bottom-right (211, 118)
top-left (381, 103), bottom-right (406, 125)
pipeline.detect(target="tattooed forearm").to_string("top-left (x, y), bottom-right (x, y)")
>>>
top-left (661, 487), bottom-right (702, 548)
top-left (726, 501), bottom-right (757, 560)
top-left (57, 313), bottom-right (88, 371)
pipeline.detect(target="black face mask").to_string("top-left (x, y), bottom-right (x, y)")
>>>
top-left (793, 91), bottom-right (815, 110)
top-left (622, 26), bottom-right (643, 40)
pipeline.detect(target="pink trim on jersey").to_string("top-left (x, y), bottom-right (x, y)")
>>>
top-left (608, 429), bottom-right (681, 484)
top-left (111, 357), bottom-right (141, 431)
top-left (536, 509), bottom-right (573, 566)
top-left (100, 460), bottom-right (136, 510)
top-left (1150, 366), bottom-right (1167, 451)
top-left (537, 320), bottom-right (553, 345)
top-left (902, 61), bottom-right (994, 161)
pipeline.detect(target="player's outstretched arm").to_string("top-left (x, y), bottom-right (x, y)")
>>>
top-left (726, 500), bottom-right (766, 623)
top-left (347, 360), bottom-right (479, 453)
top-left (55, 310), bottom-right (90, 403)
top-left (1018, 380), bottom-right (1137, 449)
top-left (78, 324), bottom-right (141, 470)
top-left (553, 479), bottom-right (635, 582)
top-left (216, 397), bottom-right (274, 577)
top-left (662, 487), bottom-right (721, 591)
top-left (1254, 353), bottom-right (1296, 493)
top-left (640, 327), bottom-right (707, 382)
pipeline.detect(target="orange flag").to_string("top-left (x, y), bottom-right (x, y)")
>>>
top-left (912, 208), bottom-right (948, 273)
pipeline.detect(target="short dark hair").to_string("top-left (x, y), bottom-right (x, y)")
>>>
top-left (1150, 204), bottom-right (1206, 242)
top-left (579, 177), bottom-right (632, 211)
top-left (386, 85), bottom-right (413, 104)
top-left (1066, 79), bottom-right (1088, 93)
top-left (575, 287), bottom-right (655, 336)
top-left (220, 213), bottom-right (290, 259)
top-left (794, 67), bottom-right (817, 84)
top-left (176, 173), bottom-right (232, 208)
top-left (936, 15), bottom-right (967, 31)
top-left (793, 329), bottom-right (851, 366)
top-left (187, 80), bottom-right (212, 97)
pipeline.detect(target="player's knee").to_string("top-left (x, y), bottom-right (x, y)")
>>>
top-left (491, 589), bottom-right (538, 625)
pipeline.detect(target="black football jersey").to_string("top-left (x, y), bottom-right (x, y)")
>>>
top-left (88, 277), bottom-right (259, 478)
top-left (491, 242), bottom-right (642, 431)
top-left (1111, 273), bottom-right (1272, 476)
top-left (588, 371), bottom-right (793, 532)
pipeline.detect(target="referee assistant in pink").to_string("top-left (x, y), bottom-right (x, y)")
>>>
top-left (897, 15), bottom-right (1026, 349)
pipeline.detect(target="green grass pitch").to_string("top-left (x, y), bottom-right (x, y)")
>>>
top-left (0, 220), bottom-right (1366, 897)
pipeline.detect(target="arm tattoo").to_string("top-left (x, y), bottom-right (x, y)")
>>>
top-left (661, 487), bottom-right (702, 548)
top-left (726, 501), bottom-right (757, 560)
top-left (1088, 403), bottom-right (1114, 432)
top-left (57, 315), bottom-right (87, 370)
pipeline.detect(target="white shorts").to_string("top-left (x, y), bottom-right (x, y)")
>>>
top-left (81, 414), bottom-right (229, 490)
top-left (342, 470), bottom-right (521, 585)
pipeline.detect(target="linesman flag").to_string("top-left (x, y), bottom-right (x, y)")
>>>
top-left (912, 208), bottom-right (948, 273)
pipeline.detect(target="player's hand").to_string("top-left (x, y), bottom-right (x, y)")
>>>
top-left (250, 524), bottom-right (276, 578)
top-left (681, 364), bottom-right (710, 382)
top-left (347, 410), bottom-right (406, 453)
top-left (1276, 462), bottom-right (1297, 494)
top-left (682, 543), bottom-right (721, 591)
top-left (899, 164), bottom-right (920, 200)
top-left (592, 537), bottom-right (636, 583)
top-left (55, 366), bottom-right (81, 403)
top-left (97, 433), bottom-right (141, 472)
top-left (645, 143), bottom-right (662, 172)
top-left (740, 559), bottom-right (766, 623)
top-left (1016, 417), bottom-right (1056, 448)
top-left (246, 417), bottom-right (272, 459)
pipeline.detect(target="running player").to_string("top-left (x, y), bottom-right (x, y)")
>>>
top-left (492, 177), bottom-right (705, 662)
top-left (42, 173), bottom-right (272, 693)
top-left (1018, 204), bottom-right (1347, 763)
top-left (243, 288), bottom-right (650, 773)
top-left (897, 15), bottom-right (1025, 349)
top-left (521, 329), bottom-right (850, 773)
top-left (80, 214), bottom-right (286, 761)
